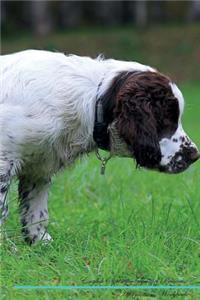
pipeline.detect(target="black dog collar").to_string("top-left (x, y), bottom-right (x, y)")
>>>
top-left (93, 97), bottom-right (110, 151)
top-left (93, 79), bottom-right (110, 151)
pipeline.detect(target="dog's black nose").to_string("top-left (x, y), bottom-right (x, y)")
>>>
top-left (190, 150), bottom-right (200, 164)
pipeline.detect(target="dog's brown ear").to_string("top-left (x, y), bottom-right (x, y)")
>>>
top-left (116, 93), bottom-right (162, 168)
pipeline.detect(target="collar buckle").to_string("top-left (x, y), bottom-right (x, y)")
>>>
top-left (95, 149), bottom-right (111, 175)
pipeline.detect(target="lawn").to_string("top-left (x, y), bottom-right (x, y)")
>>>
top-left (1, 25), bottom-right (200, 299)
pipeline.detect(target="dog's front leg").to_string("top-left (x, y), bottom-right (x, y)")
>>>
top-left (0, 159), bottom-right (13, 225)
top-left (18, 177), bottom-right (52, 245)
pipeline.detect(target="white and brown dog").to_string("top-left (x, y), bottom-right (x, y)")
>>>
top-left (0, 50), bottom-right (199, 244)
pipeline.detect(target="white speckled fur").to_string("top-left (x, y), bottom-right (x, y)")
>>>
top-left (159, 84), bottom-right (198, 167)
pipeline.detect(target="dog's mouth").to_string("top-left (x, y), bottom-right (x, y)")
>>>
top-left (158, 162), bottom-right (190, 174)
top-left (158, 149), bottom-right (200, 174)
top-left (138, 161), bottom-right (191, 174)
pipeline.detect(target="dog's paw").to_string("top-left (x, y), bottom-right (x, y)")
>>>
top-left (41, 232), bottom-right (53, 244)
top-left (23, 230), bottom-right (53, 245)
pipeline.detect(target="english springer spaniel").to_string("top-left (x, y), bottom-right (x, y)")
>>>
top-left (0, 50), bottom-right (199, 244)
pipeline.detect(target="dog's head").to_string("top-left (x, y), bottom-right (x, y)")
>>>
top-left (97, 71), bottom-right (199, 174)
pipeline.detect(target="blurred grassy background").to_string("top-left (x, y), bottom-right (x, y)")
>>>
top-left (2, 24), bottom-right (200, 83)
top-left (2, 1), bottom-right (200, 84)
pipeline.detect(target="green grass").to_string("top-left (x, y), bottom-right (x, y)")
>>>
top-left (1, 82), bottom-right (200, 299)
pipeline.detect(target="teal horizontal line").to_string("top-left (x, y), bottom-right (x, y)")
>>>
top-left (14, 285), bottom-right (200, 290)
